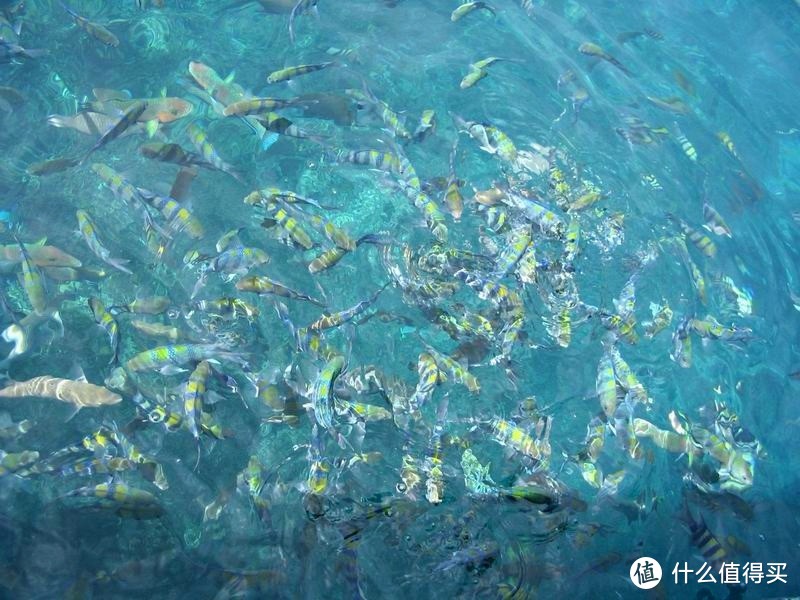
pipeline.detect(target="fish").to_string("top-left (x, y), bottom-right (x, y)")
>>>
top-left (236, 275), bottom-right (325, 306)
top-left (81, 101), bottom-right (147, 162)
top-left (460, 57), bottom-right (510, 89)
top-left (14, 237), bottom-right (48, 314)
top-left (86, 92), bottom-right (193, 124)
top-left (645, 96), bottom-right (691, 115)
top-left (88, 297), bottom-right (119, 364)
top-left (578, 42), bottom-right (630, 75)
top-left (130, 320), bottom-right (182, 341)
top-left (186, 122), bottom-right (244, 183)
top-left (136, 189), bottom-right (205, 239)
top-left (111, 296), bottom-right (171, 315)
top-left (307, 233), bottom-right (388, 273)
top-left (673, 69), bottom-right (696, 96)
top-left (413, 109), bottom-right (436, 142)
top-left (125, 344), bottom-right (245, 373)
top-left (92, 162), bottom-right (146, 206)
top-left (288, 0), bottom-right (318, 44)
top-left (26, 157), bottom-right (81, 176)
top-left (255, 111), bottom-right (326, 143)
top-left (183, 360), bottom-right (212, 456)
top-left (308, 283), bottom-right (389, 331)
top-left (0, 39), bottom-right (47, 60)
top-left (222, 97), bottom-right (303, 116)
top-left (76, 210), bottom-right (133, 275)
top-left (62, 483), bottom-right (164, 519)
top-left (451, 1), bottom-right (495, 21)
top-left (260, 205), bottom-right (316, 250)
top-left (47, 111), bottom-right (146, 137)
top-left (310, 354), bottom-right (345, 432)
top-left (702, 203), bottom-right (732, 237)
top-left (673, 123), bottom-right (697, 162)
top-left (0, 374), bottom-right (122, 408)
top-left (443, 140), bottom-right (464, 220)
top-left (139, 142), bottom-right (213, 169)
top-left (716, 131), bottom-right (739, 160)
top-left (58, 1), bottom-right (119, 47)
top-left (266, 62), bottom-right (334, 84)
top-left (680, 499), bottom-right (728, 571)
top-left (670, 215), bottom-right (717, 259)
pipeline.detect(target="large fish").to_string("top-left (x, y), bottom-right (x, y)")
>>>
top-left (0, 375), bottom-right (122, 408)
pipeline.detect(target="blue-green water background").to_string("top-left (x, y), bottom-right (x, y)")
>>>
top-left (1, 0), bottom-right (800, 598)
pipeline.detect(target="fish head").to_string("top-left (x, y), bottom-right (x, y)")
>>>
top-left (151, 98), bottom-right (194, 123)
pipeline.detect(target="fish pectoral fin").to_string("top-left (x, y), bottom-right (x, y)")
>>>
top-left (146, 120), bottom-right (159, 138)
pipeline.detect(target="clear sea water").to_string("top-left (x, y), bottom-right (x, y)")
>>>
top-left (1, 0), bottom-right (800, 598)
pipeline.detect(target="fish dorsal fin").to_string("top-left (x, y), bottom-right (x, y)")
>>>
top-left (223, 72), bottom-right (236, 85)
top-left (68, 364), bottom-right (88, 383)
top-left (92, 88), bottom-right (132, 102)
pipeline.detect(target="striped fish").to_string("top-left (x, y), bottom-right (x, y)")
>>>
top-left (88, 297), bottom-right (119, 364)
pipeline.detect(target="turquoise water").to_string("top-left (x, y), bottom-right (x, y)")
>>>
top-left (1, 0), bottom-right (799, 598)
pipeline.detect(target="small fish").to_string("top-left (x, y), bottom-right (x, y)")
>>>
top-left (58, 1), bottom-right (119, 47)
top-left (223, 97), bottom-right (302, 116)
top-left (460, 57), bottom-right (511, 89)
top-left (569, 190), bottom-right (603, 212)
top-left (671, 216), bottom-right (716, 259)
top-left (443, 140), bottom-right (463, 220)
top-left (451, 1), bottom-right (495, 21)
top-left (82, 101), bottom-right (147, 162)
top-left (308, 283), bottom-right (388, 331)
top-left (0, 40), bottom-right (47, 60)
top-left (702, 203), bottom-right (732, 237)
top-left (139, 142), bottom-right (212, 168)
top-left (88, 297), bottom-right (119, 364)
top-left (48, 111), bottom-right (146, 137)
top-left (310, 354), bottom-right (345, 433)
top-left (87, 93), bottom-right (193, 124)
top-left (578, 42), bottom-right (630, 76)
top-left (681, 500), bottom-right (728, 571)
top-left (26, 157), bottom-right (81, 176)
top-left (236, 275), bottom-right (324, 306)
top-left (646, 95), bottom-right (691, 115)
top-left (673, 123), bottom-right (697, 162)
top-left (130, 320), bottom-right (182, 341)
top-left (183, 360), bottom-right (212, 449)
top-left (643, 302), bottom-right (672, 338)
top-left (267, 62), bottom-right (334, 84)
top-left (15, 237), bottom-right (48, 314)
top-left (76, 210), bottom-right (132, 275)
top-left (125, 343), bottom-right (244, 373)
top-left (63, 483), bottom-right (163, 519)
top-left (137, 188), bottom-right (205, 239)
top-left (307, 233), bottom-right (388, 274)
top-left (673, 69), bottom-right (696, 96)
top-left (288, 0), bottom-right (318, 44)
top-left (186, 122), bottom-right (244, 183)
top-left (112, 296), bottom-right (171, 315)
top-left (92, 163), bottom-right (146, 206)
top-left (716, 131), bottom-right (739, 160)
top-left (413, 109), bottom-right (436, 142)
